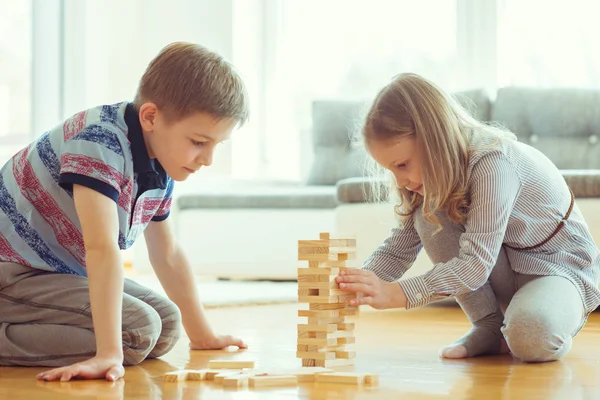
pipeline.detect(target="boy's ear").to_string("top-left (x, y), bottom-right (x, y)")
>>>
top-left (139, 103), bottom-right (158, 132)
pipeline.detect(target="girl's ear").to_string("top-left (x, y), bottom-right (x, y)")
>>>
top-left (139, 103), bottom-right (158, 132)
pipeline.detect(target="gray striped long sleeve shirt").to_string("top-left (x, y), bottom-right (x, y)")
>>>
top-left (363, 134), bottom-right (600, 313)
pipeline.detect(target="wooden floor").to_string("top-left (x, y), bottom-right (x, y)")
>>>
top-left (3, 302), bottom-right (600, 399)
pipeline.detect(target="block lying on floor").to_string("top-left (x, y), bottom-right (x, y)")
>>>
top-left (315, 372), bottom-right (379, 385)
top-left (164, 369), bottom-right (209, 382)
top-left (249, 375), bottom-right (298, 387)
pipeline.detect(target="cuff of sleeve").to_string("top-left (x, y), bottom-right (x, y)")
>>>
top-left (59, 173), bottom-right (119, 203)
top-left (151, 211), bottom-right (170, 222)
top-left (398, 275), bottom-right (431, 309)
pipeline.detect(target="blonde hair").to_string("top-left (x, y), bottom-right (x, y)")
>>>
top-left (134, 42), bottom-right (249, 125)
top-left (361, 73), bottom-right (514, 228)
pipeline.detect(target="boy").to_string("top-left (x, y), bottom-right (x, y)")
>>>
top-left (0, 42), bottom-right (249, 382)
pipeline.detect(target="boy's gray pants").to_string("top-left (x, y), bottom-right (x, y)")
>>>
top-left (0, 262), bottom-right (181, 367)
top-left (414, 206), bottom-right (586, 362)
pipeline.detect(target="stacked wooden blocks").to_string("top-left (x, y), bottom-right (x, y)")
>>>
top-left (297, 232), bottom-right (358, 368)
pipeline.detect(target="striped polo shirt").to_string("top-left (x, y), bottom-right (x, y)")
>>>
top-left (0, 102), bottom-right (173, 276)
top-left (364, 132), bottom-right (600, 314)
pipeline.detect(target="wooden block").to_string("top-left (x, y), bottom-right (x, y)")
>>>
top-left (215, 371), bottom-right (243, 384)
top-left (298, 296), bottom-right (340, 304)
top-left (318, 290), bottom-right (346, 296)
top-left (164, 370), bottom-right (188, 382)
top-left (298, 241), bottom-right (357, 255)
top-left (309, 303), bottom-right (348, 310)
top-left (297, 337), bottom-right (337, 346)
top-left (308, 261), bottom-right (320, 268)
top-left (298, 310), bottom-right (340, 318)
top-left (316, 330), bottom-right (353, 339)
top-left (339, 307), bottom-right (358, 316)
top-left (319, 232), bottom-right (330, 240)
top-left (364, 374), bottom-right (379, 385)
top-left (315, 358), bottom-right (356, 367)
top-left (298, 245), bottom-right (329, 255)
top-left (335, 351), bottom-right (356, 359)
top-left (297, 344), bottom-right (308, 352)
top-left (307, 316), bottom-right (345, 325)
top-left (337, 323), bottom-right (355, 331)
top-left (208, 360), bottom-right (255, 369)
top-left (298, 323), bottom-right (337, 333)
top-left (205, 369), bottom-right (237, 380)
top-left (315, 372), bottom-right (361, 384)
top-left (315, 372), bottom-right (379, 385)
top-left (223, 373), bottom-right (253, 388)
top-left (298, 281), bottom-right (338, 290)
top-left (252, 367), bottom-right (333, 383)
top-left (186, 370), bottom-right (208, 381)
top-left (298, 267), bottom-right (339, 276)
top-left (296, 351), bottom-right (335, 360)
top-left (249, 375), bottom-right (298, 388)
top-left (298, 288), bottom-right (319, 296)
top-left (298, 253), bottom-right (340, 262)
top-left (337, 337), bottom-right (356, 345)
top-left (302, 358), bottom-right (316, 367)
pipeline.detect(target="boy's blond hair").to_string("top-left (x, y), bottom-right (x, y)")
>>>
top-left (361, 73), bottom-right (514, 229)
top-left (134, 42), bottom-right (249, 125)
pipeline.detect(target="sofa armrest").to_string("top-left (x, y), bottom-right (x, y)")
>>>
top-left (336, 177), bottom-right (391, 204)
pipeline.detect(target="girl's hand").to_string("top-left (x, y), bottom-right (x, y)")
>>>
top-left (190, 334), bottom-right (247, 351)
top-left (36, 356), bottom-right (124, 382)
top-left (336, 269), bottom-right (407, 309)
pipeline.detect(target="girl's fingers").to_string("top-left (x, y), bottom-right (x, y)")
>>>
top-left (337, 274), bottom-right (372, 284)
top-left (349, 295), bottom-right (373, 306)
top-left (338, 282), bottom-right (375, 296)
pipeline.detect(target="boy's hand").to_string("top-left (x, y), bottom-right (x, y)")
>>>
top-left (336, 269), bottom-right (407, 309)
top-left (36, 356), bottom-right (124, 382)
top-left (190, 334), bottom-right (247, 351)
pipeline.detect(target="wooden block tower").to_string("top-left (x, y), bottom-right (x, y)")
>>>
top-left (296, 232), bottom-right (357, 367)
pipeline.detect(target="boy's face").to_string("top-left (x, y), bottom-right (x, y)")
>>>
top-left (139, 104), bottom-right (237, 181)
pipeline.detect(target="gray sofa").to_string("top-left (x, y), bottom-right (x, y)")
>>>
top-left (335, 87), bottom-right (600, 204)
top-left (175, 86), bottom-right (600, 217)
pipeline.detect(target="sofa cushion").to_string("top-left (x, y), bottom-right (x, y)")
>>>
top-left (306, 89), bottom-right (492, 186)
top-left (336, 177), bottom-right (390, 204)
top-left (492, 87), bottom-right (600, 169)
top-left (176, 185), bottom-right (338, 210)
top-left (562, 170), bottom-right (600, 198)
top-left (336, 171), bottom-right (600, 204)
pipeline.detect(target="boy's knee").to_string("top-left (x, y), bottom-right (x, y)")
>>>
top-left (153, 299), bottom-right (182, 357)
top-left (503, 310), bottom-right (572, 362)
top-left (123, 306), bottom-right (163, 365)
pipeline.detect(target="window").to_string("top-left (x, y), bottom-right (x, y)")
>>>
top-left (0, 0), bottom-right (32, 163)
top-left (497, 0), bottom-right (600, 87)
top-left (232, 0), bottom-right (460, 181)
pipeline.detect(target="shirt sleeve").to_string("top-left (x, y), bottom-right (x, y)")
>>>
top-left (362, 212), bottom-right (423, 281)
top-left (151, 178), bottom-right (174, 222)
top-left (398, 152), bottom-right (521, 309)
top-left (58, 124), bottom-right (127, 203)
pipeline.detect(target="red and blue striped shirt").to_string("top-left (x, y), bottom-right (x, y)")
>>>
top-left (0, 102), bottom-right (173, 276)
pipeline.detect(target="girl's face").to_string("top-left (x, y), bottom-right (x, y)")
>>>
top-left (367, 136), bottom-right (424, 196)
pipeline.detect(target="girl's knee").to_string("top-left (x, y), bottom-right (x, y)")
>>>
top-left (502, 311), bottom-right (572, 362)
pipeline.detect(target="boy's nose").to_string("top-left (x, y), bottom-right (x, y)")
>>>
top-left (197, 151), bottom-right (213, 167)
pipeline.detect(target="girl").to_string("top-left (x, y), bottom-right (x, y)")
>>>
top-left (336, 73), bottom-right (600, 362)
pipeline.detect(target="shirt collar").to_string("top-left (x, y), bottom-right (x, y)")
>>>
top-left (124, 102), bottom-right (168, 190)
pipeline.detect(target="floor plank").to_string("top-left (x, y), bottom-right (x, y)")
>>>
top-left (3, 303), bottom-right (600, 399)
